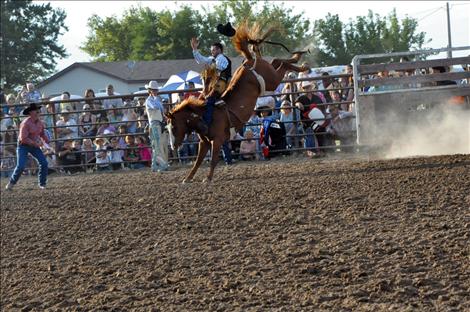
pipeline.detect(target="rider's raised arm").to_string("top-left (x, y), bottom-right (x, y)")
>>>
top-left (192, 50), bottom-right (213, 66)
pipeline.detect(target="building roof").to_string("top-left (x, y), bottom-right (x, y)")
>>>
top-left (37, 57), bottom-right (250, 88)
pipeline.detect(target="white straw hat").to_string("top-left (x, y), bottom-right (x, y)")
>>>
top-left (145, 80), bottom-right (159, 90)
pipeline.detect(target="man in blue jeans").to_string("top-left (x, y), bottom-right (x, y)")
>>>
top-left (144, 80), bottom-right (169, 172)
top-left (6, 103), bottom-right (50, 190)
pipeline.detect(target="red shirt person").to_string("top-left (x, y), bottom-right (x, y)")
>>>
top-left (183, 81), bottom-right (201, 100)
top-left (6, 103), bottom-right (50, 190)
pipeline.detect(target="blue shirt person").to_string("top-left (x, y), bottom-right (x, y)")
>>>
top-left (144, 80), bottom-right (168, 172)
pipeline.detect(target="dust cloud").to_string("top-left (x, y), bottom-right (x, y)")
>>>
top-left (384, 104), bottom-right (470, 159)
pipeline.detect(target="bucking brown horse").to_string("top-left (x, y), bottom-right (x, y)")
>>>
top-left (165, 22), bottom-right (308, 183)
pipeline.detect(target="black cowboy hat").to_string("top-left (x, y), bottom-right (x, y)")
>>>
top-left (22, 103), bottom-right (42, 115)
top-left (217, 22), bottom-right (236, 37)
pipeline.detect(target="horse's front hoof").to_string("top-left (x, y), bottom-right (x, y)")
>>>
top-left (182, 178), bottom-right (192, 184)
top-left (202, 178), bottom-right (212, 183)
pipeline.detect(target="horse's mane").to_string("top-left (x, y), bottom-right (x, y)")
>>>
top-left (170, 97), bottom-right (205, 114)
top-left (232, 21), bottom-right (277, 61)
top-left (201, 65), bottom-right (218, 93)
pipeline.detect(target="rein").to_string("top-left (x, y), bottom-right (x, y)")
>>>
top-left (247, 39), bottom-right (310, 55)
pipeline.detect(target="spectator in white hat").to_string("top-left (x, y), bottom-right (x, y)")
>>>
top-left (294, 80), bottom-right (324, 156)
top-left (144, 80), bottom-right (168, 172)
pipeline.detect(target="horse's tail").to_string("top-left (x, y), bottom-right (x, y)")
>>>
top-left (232, 21), bottom-right (277, 61)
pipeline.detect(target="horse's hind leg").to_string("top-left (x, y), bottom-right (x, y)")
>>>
top-left (183, 140), bottom-right (210, 183)
top-left (271, 52), bottom-right (304, 68)
top-left (274, 61), bottom-right (309, 77)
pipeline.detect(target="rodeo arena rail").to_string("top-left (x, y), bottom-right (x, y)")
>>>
top-left (1, 46), bottom-right (469, 177)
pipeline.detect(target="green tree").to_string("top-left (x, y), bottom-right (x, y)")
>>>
top-left (313, 9), bottom-right (428, 66)
top-left (81, 5), bottom-right (200, 62)
top-left (155, 6), bottom-right (200, 59)
top-left (81, 0), bottom-right (312, 62)
top-left (0, 0), bottom-right (68, 92)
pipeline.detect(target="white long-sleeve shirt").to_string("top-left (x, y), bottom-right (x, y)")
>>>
top-left (145, 95), bottom-right (164, 123)
top-left (192, 50), bottom-right (229, 72)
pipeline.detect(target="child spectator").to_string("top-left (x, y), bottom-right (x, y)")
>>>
top-left (81, 138), bottom-right (95, 172)
top-left (257, 97), bottom-right (287, 159)
top-left (239, 129), bottom-right (257, 161)
top-left (117, 124), bottom-right (128, 148)
top-left (108, 136), bottom-right (124, 170)
top-left (123, 135), bottom-right (144, 169)
top-left (93, 137), bottom-right (110, 171)
top-left (245, 111), bottom-right (262, 139)
top-left (136, 114), bottom-right (148, 134)
top-left (136, 136), bottom-right (152, 167)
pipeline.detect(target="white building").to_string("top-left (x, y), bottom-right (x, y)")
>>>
top-left (37, 58), bottom-right (246, 97)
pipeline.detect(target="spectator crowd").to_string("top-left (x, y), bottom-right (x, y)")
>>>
top-left (2, 60), bottom-right (466, 177)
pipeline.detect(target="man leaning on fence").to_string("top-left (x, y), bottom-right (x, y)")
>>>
top-left (144, 80), bottom-right (168, 172)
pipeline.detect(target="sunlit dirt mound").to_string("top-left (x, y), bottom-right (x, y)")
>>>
top-left (1, 154), bottom-right (469, 311)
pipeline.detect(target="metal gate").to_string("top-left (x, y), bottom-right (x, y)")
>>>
top-left (352, 46), bottom-right (470, 147)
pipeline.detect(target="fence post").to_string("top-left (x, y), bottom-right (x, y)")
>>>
top-left (50, 102), bottom-right (59, 146)
top-left (289, 81), bottom-right (301, 148)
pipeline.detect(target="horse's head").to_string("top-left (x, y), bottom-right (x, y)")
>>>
top-left (165, 98), bottom-right (206, 150)
top-left (201, 65), bottom-right (218, 96)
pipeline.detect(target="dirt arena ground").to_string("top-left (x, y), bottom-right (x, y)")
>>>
top-left (1, 154), bottom-right (469, 311)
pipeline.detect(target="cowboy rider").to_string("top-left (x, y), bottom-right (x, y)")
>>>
top-left (190, 38), bottom-right (232, 134)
